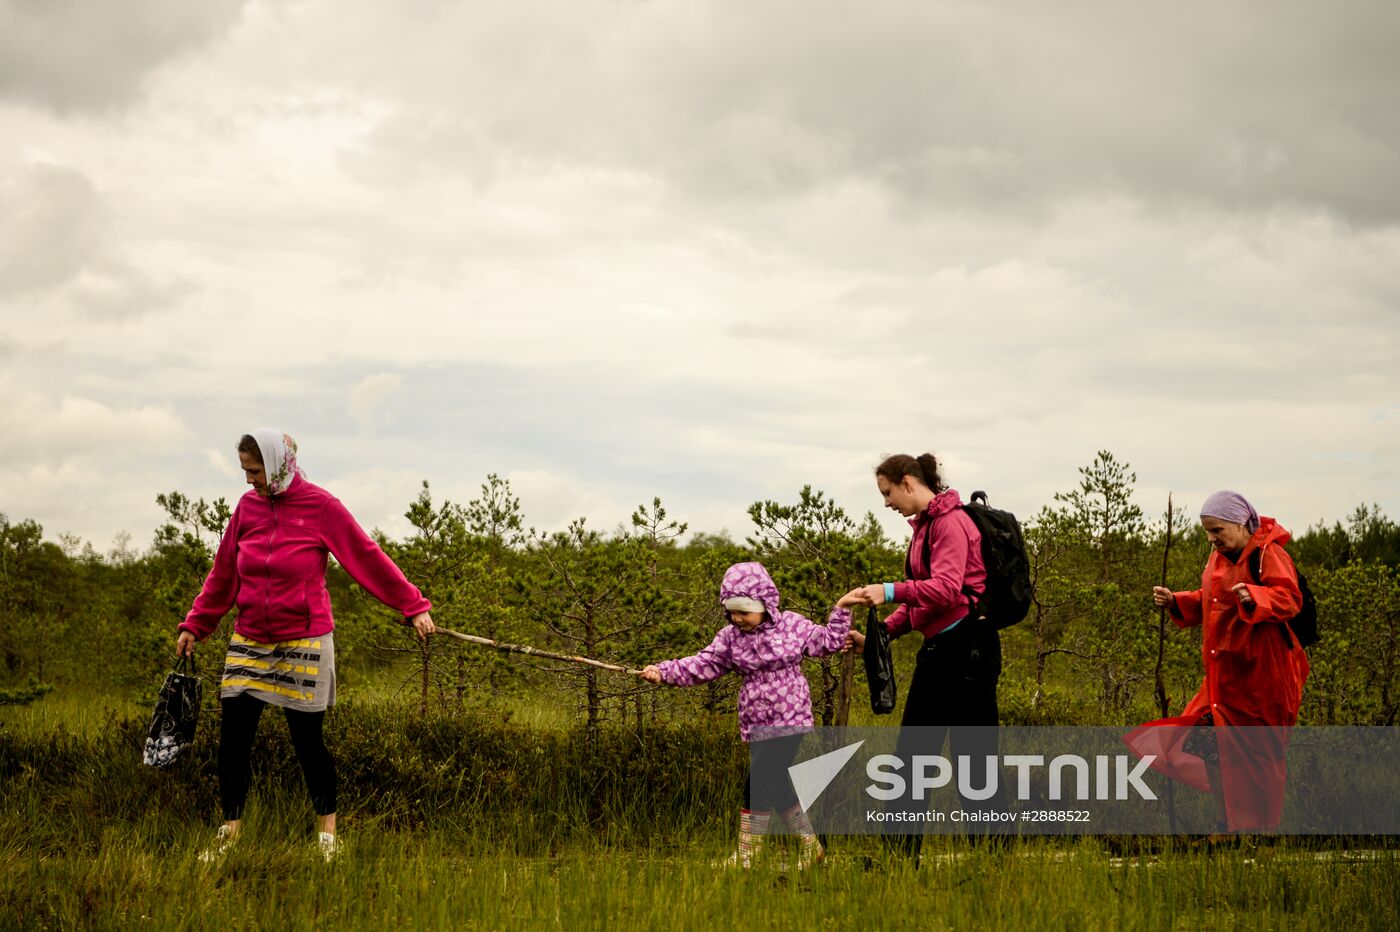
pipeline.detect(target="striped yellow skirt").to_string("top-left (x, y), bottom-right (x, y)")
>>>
top-left (220, 631), bottom-right (337, 712)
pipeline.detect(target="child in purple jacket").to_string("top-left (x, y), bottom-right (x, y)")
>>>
top-left (640, 562), bottom-right (863, 868)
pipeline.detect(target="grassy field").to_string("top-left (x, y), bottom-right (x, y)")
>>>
top-left (4, 680), bottom-right (1400, 930)
top-left (4, 822), bottom-right (1398, 930)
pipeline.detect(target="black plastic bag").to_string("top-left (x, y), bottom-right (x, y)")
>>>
top-left (863, 606), bottom-right (897, 715)
top-left (142, 654), bottom-right (203, 768)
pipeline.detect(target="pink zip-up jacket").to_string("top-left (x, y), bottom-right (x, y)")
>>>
top-left (178, 475), bottom-right (431, 644)
top-left (658, 562), bottom-right (851, 742)
top-left (885, 488), bottom-right (986, 639)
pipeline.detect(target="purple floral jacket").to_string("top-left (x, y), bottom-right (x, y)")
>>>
top-left (658, 562), bottom-right (851, 742)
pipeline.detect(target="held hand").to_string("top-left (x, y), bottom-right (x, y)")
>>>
top-left (836, 587), bottom-right (868, 609)
top-left (844, 630), bottom-right (866, 654)
top-left (639, 664), bottom-right (663, 684)
top-left (410, 612), bottom-right (436, 642)
top-left (1151, 586), bottom-right (1176, 610)
top-left (1230, 583), bottom-right (1255, 607)
top-left (856, 584), bottom-right (886, 606)
top-left (176, 630), bottom-right (196, 658)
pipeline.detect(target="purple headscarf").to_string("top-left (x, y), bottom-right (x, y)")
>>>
top-left (1200, 490), bottom-right (1259, 533)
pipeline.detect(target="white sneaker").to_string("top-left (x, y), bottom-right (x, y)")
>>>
top-left (318, 831), bottom-right (342, 863)
top-left (197, 825), bottom-right (237, 863)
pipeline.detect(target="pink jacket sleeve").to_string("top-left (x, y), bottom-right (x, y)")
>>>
top-left (318, 496), bottom-right (432, 620)
top-left (179, 505), bottom-right (243, 639)
top-left (884, 604), bottom-right (912, 638)
top-left (891, 518), bottom-right (973, 611)
top-left (801, 607), bottom-right (853, 657)
top-left (658, 628), bottom-right (733, 686)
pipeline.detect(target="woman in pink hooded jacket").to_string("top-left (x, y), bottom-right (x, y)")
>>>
top-left (175, 429), bottom-right (434, 861)
top-left (848, 452), bottom-right (1004, 852)
top-left (640, 562), bottom-right (863, 868)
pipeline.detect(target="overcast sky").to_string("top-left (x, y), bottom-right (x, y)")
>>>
top-left (2, 0), bottom-right (1397, 553)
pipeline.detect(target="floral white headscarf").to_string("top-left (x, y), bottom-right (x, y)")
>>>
top-left (249, 428), bottom-right (304, 496)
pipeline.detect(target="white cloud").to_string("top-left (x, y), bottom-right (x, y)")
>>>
top-left (506, 468), bottom-right (635, 538)
top-left (218, 0), bottom-right (1400, 223)
top-left (0, 162), bottom-right (103, 294)
top-left (316, 466), bottom-right (432, 541)
top-left (0, 0), bottom-right (247, 113)
top-left (0, 0), bottom-right (1395, 551)
top-left (0, 160), bottom-right (191, 323)
top-left (348, 372), bottom-right (405, 430)
top-left (0, 375), bottom-right (192, 463)
top-left (0, 376), bottom-right (201, 543)
top-left (204, 446), bottom-right (244, 483)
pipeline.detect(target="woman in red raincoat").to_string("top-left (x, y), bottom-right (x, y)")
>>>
top-left (1127, 490), bottom-right (1309, 834)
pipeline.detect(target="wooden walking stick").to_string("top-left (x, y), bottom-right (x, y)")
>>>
top-left (1154, 492), bottom-right (1174, 719)
top-left (433, 626), bottom-right (644, 675)
top-left (834, 649), bottom-right (855, 727)
top-left (1153, 492), bottom-right (1178, 834)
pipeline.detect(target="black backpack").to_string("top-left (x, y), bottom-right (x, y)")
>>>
top-left (1247, 547), bottom-right (1319, 649)
top-left (910, 491), bottom-right (1032, 629)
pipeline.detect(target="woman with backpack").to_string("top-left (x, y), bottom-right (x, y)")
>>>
top-left (1127, 490), bottom-right (1310, 836)
top-left (846, 452), bottom-right (1007, 852)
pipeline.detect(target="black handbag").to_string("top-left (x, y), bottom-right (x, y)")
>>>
top-left (142, 654), bottom-right (203, 768)
top-left (863, 606), bottom-right (897, 715)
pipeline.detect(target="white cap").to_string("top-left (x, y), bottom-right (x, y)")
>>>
top-left (722, 596), bottom-right (765, 614)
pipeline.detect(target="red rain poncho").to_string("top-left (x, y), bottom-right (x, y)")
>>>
top-left (1125, 516), bottom-right (1310, 831)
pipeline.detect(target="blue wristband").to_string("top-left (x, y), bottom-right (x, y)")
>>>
top-left (884, 582), bottom-right (896, 603)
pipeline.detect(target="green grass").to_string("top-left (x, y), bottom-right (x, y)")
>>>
top-left (4, 689), bottom-right (1399, 929)
top-left (342, 662), bottom-right (580, 731)
top-left (0, 689), bottom-right (144, 736)
top-left (3, 825), bottom-right (1398, 931)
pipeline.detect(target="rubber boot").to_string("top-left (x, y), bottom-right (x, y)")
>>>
top-left (782, 804), bottom-right (825, 869)
top-left (721, 809), bottom-right (769, 868)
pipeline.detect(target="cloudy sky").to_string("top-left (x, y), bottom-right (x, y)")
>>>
top-left (2, 0), bottom-right (1397, 553)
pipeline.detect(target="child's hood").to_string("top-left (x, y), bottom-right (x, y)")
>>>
top-left (719, 562), bottom-right (782, 622)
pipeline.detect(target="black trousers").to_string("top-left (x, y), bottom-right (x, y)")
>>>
top-left (743, 733), bottom-right (806, 813)
top-left (219, 692), bottom-right (338, 820)
top-left (889, 620), bottom-right (1006, 850)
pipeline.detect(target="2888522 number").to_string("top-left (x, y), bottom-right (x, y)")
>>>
top-left (1022, 810), bottom-right (1091, 823)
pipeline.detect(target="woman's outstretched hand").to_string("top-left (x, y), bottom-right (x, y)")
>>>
top-left (410, 612), bottom-right (436, 642)
top-left (853, 584), bottom-right (886, 606)
top-left (1151, 586), bottom-right (1176, 610)
top-left (639, 664), bottom-right (662, 684)
top-left (836, 587), bottom-right (870, 609)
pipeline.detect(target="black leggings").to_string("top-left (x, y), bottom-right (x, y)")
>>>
top-left (889, 620), bottom-right (1006, 846)
top-left (743, 733), bottom-right (806, 812)
top-left (219, 692), bottom-right (337, 820)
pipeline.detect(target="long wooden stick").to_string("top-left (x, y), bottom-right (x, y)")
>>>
top-left (433, 626), bottom-right (643, 675)
top-left (834, 649), bottom-right (855, 727)
top-left (1153, 492), bottom-right (1177, 835)
top-left (1154, 492), bottom-right (1174, 719)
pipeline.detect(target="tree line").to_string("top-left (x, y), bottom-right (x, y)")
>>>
top-left (2, 452), bottom-right (1398, 727)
